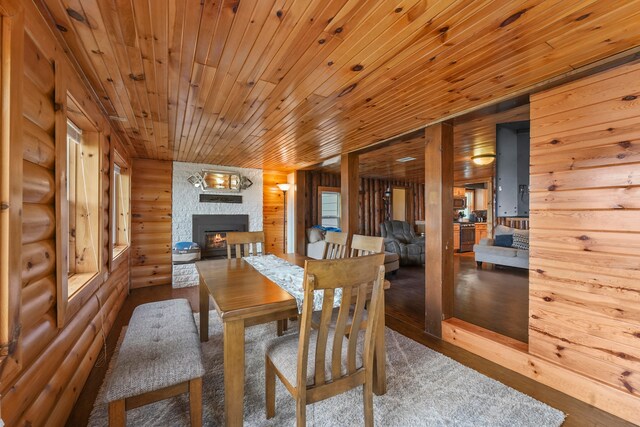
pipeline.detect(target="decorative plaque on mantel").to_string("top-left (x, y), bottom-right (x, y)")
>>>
top-left (199, 194), bottom-right (243, 204)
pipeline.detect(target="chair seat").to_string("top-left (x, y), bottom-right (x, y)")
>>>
top-left (265, 329), bottom-right (363, 386)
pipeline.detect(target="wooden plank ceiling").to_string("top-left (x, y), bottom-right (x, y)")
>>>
top-left (38, 0), bottom-right (640, 171)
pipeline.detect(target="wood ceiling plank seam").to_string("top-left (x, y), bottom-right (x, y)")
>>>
top-left (184, 0), bottom-right (262, 160)
top-left (59, 0), bottom-right (134, 133)
top-left (131, 0), bottom-right (163, 159)
top-left (145, 0), bottom-right (170, 159)
top-left (245, 0), bottom-right (510, 162)
top-left (80, 0), bottom-right (144, 149)
top-left (167, 0), bottom-right (186, 158)
top-left (99, 0), bottom-right (154, 156)
top-left (298, 0), bottom-right (592, 139)
top-left (44, 0), bottom-right (116, 114)
top-left (179, 0), bottom-right (225, 158)
top-left (183, 0), bottom-right (277, 162)
top-left (199, 2), bottom-right (340, 160)
top-left (188, 0), bottom-right (292, 163)
top-left (214, 80), bottom-right (277, 164)
top-left (170, 0), bottom-right (204, 160)
top-left (227, 0), bottom-right (400, 148)
top-left (312, 0), bottom-right (461, 98)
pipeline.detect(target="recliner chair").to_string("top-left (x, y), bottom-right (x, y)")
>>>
top-left (380, 220), bottom-right (425, 265)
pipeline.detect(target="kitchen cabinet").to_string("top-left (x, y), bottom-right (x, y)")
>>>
top-left (454, 223), bottom-right (460, 251)
top-left (453, 187), bottom-right (466, 198)
top-left (475, 223), bottom-right (488, 245)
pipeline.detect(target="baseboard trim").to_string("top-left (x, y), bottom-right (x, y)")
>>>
top-left (442, 318), bottom-right (640, 425)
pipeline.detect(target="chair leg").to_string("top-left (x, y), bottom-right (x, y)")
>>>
top-left (190, 378), bottom-right (202, 427)
top-left (266, 356), bottom-right (276, 419)
top-left (296, 396), bottom-right (306, 427)
top-left (108, 400), bottom-right (125, 427)
top-left (363, 382), bottom-right (374, 427)
top-left (277, 319), bottom-right (284, 336)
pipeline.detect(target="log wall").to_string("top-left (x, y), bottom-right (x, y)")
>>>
top-left (529, 61), bottom-right (640, 407)
top-left (0, 2), bottom-right (132, 425)
top-left (304, 171), bottom-right (425, 237)
top-left (130, 159), bottom-right (172, 288)
top-left (263, 170), bottom-right (288, 254)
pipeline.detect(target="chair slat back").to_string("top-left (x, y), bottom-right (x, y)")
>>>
top-left (226, 231), bottom-right (265, 259)
top-left (298, 254), bottom-right (385, 391)
top-left (322, 231), bottom-right (348, 259)
top-left (350, 234), bottom-right (384, 257)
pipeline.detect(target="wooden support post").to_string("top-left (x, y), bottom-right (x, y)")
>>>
top-left (294, 170), bottom-right (307, 256)
top-left (340, 153), bottom-right (359, 245)
top-left (424, 122), bottom-right (454, 338)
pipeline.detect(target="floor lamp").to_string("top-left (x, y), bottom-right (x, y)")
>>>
top-left (276, 183), bottom-right (291, 253)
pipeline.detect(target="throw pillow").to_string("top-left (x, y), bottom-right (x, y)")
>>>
top-left (494, 234), bottom-right (513, 248)
top-left (511, 231), bottom-right (529, 251)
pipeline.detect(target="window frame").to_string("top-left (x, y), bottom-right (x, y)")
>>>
top-left (318, 186), bottom-right (341, 228)
top-left (110, 146), bottom-right (130, 266)
top-left (56, 90), bottom-right (103, 326)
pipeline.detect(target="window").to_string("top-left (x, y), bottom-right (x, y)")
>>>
top-left (112, 154), bottom-right (130, 260)
top-left (318, 187), bottom-right (341, 228)
top-left (65, 112), bottom-right (101, 299)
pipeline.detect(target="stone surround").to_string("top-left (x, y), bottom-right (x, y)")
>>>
top-left (172, 161), bottom-right (263, 287)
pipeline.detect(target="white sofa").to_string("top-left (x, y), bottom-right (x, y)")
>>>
top-left (474, 225), bottom-right (529, 269)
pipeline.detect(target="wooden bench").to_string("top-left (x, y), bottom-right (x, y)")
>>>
top-left (105, 299), bottom-right (204, 426)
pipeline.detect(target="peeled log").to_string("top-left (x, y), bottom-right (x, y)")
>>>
top-left (23, 117), bottom-right (55, 169)
top-left (21, 275), bottom-right (55, 331)
top-left (23, 160), bottom-right (55, 204)
top-left (22, 203), bottom-right (55, 244)
top-left (23, 76), bottom-right (55, 133)
top-left (22, 239), bottom-right (56, 286)
top-left (20, 310), bottom-right (57, 372)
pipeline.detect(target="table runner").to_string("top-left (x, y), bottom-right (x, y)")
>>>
top-left (243, 254), bottom-right (342, 313)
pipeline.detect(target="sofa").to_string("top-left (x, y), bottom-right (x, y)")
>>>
top-left (306, 227), bottom-right (399, 274)
top-left (474, 225), bottom-right (529, 269)
top-left (380, 220), bottom-right (425, 265)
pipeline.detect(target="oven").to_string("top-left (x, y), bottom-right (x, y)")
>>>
top-left (459, 223), bottom-right (476, 253)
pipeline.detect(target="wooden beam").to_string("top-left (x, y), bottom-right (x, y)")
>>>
top-left (0, 6), bottom-right (24, 375)
top-left (294, 170), bottom-right (307, 256)
top-left (424, 122), bottom-right (454, 337)
top-left (340, 152), bottom-right (359, 244)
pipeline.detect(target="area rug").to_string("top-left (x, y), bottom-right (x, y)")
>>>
top-left (88, 312), bottom-right (565, 426)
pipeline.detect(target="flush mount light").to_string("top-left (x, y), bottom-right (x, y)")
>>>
top-left (471, 153), bottom-right (496, 165)
top-left (396, 156), bottom-right (416, 163)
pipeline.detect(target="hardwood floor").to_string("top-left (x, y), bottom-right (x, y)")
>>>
top-left (67, 274), bottom-right (632, 427)
top-left (385, 252), bottom-right (529, 342)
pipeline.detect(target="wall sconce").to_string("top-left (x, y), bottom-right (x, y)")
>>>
top-left (471, 154), bottom-right (496, 166)
top-left (277, 183), bottom-right (291, 253)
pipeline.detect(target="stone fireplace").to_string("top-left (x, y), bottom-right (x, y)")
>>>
top-left (192, 214), bottom-right (249, 259)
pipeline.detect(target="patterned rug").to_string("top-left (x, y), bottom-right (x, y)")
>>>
top-left (88, 312), bottom-right (565, 426)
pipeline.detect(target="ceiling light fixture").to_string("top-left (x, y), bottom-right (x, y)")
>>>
top-left (471, 154), bottom-right (496, 166)
top-left (396, 156), bottom-right (416, 163)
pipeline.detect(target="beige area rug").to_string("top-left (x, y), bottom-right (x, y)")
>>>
top-left (88, 311), bottom-right (565, 426)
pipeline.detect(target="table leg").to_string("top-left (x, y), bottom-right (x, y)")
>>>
top-left (373, 291), bottom-right (387, 395)
top-left (199, 278), bottom-right (209, 342)
top-left (224, 319), bottom-right (245, 427)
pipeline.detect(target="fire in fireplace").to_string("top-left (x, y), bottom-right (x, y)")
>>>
top-left (192, 214), bottom-right (249, 259)
top-left (205, 231), bottom-right (228, 250)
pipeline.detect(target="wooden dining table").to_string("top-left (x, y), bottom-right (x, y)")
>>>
top-left (197, 253), bottom-right (389, 427)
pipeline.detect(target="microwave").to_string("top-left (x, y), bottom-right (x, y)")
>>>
top-left (453, 198), bottom-right (466, 209)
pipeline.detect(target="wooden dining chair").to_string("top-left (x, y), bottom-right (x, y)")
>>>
top-left (265, 254), bottom-right (386, 427)
top-left (321, 231), bottom-right (348, 259)
top-left (226, 231), bottom-right (265, 258)
top-left (350, 234), bottom-right (384, 257)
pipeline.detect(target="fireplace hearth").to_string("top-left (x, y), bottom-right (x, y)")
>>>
top-left (192, 214), bottom-right (249, 258)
